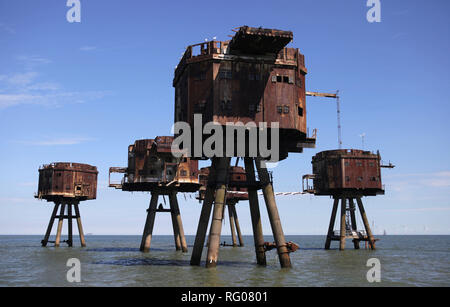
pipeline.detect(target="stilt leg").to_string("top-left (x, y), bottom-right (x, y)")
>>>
top-left (228, 203), bottom-right (238, 247)
top-left (349, 198), bottom-right (359, 249)
top-left (41, 202), bottom-right (60, 247)
top-left (231, 204), bottom-right (244, 247)
top-left (169, 194), bottom-right (182, 251)
top-left (339, 198), bottom-right (347, 250)
top-left (356, 197), bottom-right (376, 250)
top-left (191, 159), bottom-right (218, 265)
top-left (325, 198), bottom-right (339, 250)
top-left (256, 158), bottom-right (291, 268)
top-left (170, 192), bottom-right (188, 252)
top-left (244, 158), bottom-right (266, 265)
top-left (205, 157), bottom-right (230, 268)
top-left (74, 203), bottom-right (86, 247)
top-left (55, 203), bottom-right (66, 247)
top-left (140, 193), bottom-right (159, 252)
top-left (67, 204), bottom-right (73, 247)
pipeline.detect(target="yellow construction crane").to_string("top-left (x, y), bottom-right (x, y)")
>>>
top-left (306, 91), bottom-right (342, 149)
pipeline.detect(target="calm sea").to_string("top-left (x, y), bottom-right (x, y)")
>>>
top-left (0, 235), bottom-right (448, 287)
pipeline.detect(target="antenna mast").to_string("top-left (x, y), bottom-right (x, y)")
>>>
top-left (306, 90), bottom-right (342, 149)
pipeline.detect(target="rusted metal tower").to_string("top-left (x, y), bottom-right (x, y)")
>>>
top-left (303, 149), bottom-right (393, 250)
top-left (36, 162), bottom-right (98, 247)
top-left (197, 164), bottom-right (248, 247)
top-left (109, 136), bottom-right (200, 253)
top-left (174, 26), bottom-right (316, 268)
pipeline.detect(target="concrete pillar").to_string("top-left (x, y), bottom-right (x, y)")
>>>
top-left (339, 198), bottom-right (347, 250)
top-left (244, 158), bottom-right (266, 265)
top-left (67, 204), bottom-right (73, 247)
top-left (227, 203), bottom-right (238, 246)
top-left (205, 157), bottom-right (230, 268)
top-left (170, 191), bottom-right (188, 252)
top-left (231, 204), bottom-right (244, 247)
top-left (55, 203), bottom-right (66, 247)
top-left (349, 198), bottom-right (360, 249)
top-left (41, 202), bottom-right (60, 247)
top-left (74, 203), bottom-right (86, 247)
top-left (256, 158), bottom-right (291, 268)
top-left (325, 198), bottom-right (339, 250)
top-left (140, 193), bottom-right (159, 252)
top-left (169, 194), bottom-right (182, 251)
top-left (356, 197), bottom-right (376, 250)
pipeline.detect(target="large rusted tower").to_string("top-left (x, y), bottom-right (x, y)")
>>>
top-left (174, 26), bottom-right (316, 268)
top-left (303, 149), bottom-right (393, 250)
top-left (36, 162), bottom-right (98, 247)
top-left (109, 136), bottom-right (200, 252)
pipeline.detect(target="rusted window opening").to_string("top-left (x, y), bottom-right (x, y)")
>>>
top-left (298, 106), bottom-right (303, 117)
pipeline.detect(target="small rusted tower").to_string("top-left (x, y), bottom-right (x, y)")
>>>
top-left (109, 136), bottom-right (200, 253)
top-left (198, 164), bottom-right (248, 247)
top-left (303, 149), bottom-right (393, 250)
top-left (174, 26), bottom-right (316, 268)
top-left (36, 162), bottom-right (98, 247)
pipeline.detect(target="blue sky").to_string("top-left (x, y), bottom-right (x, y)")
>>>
top-left (0, 0), bottom-right (449, 235)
